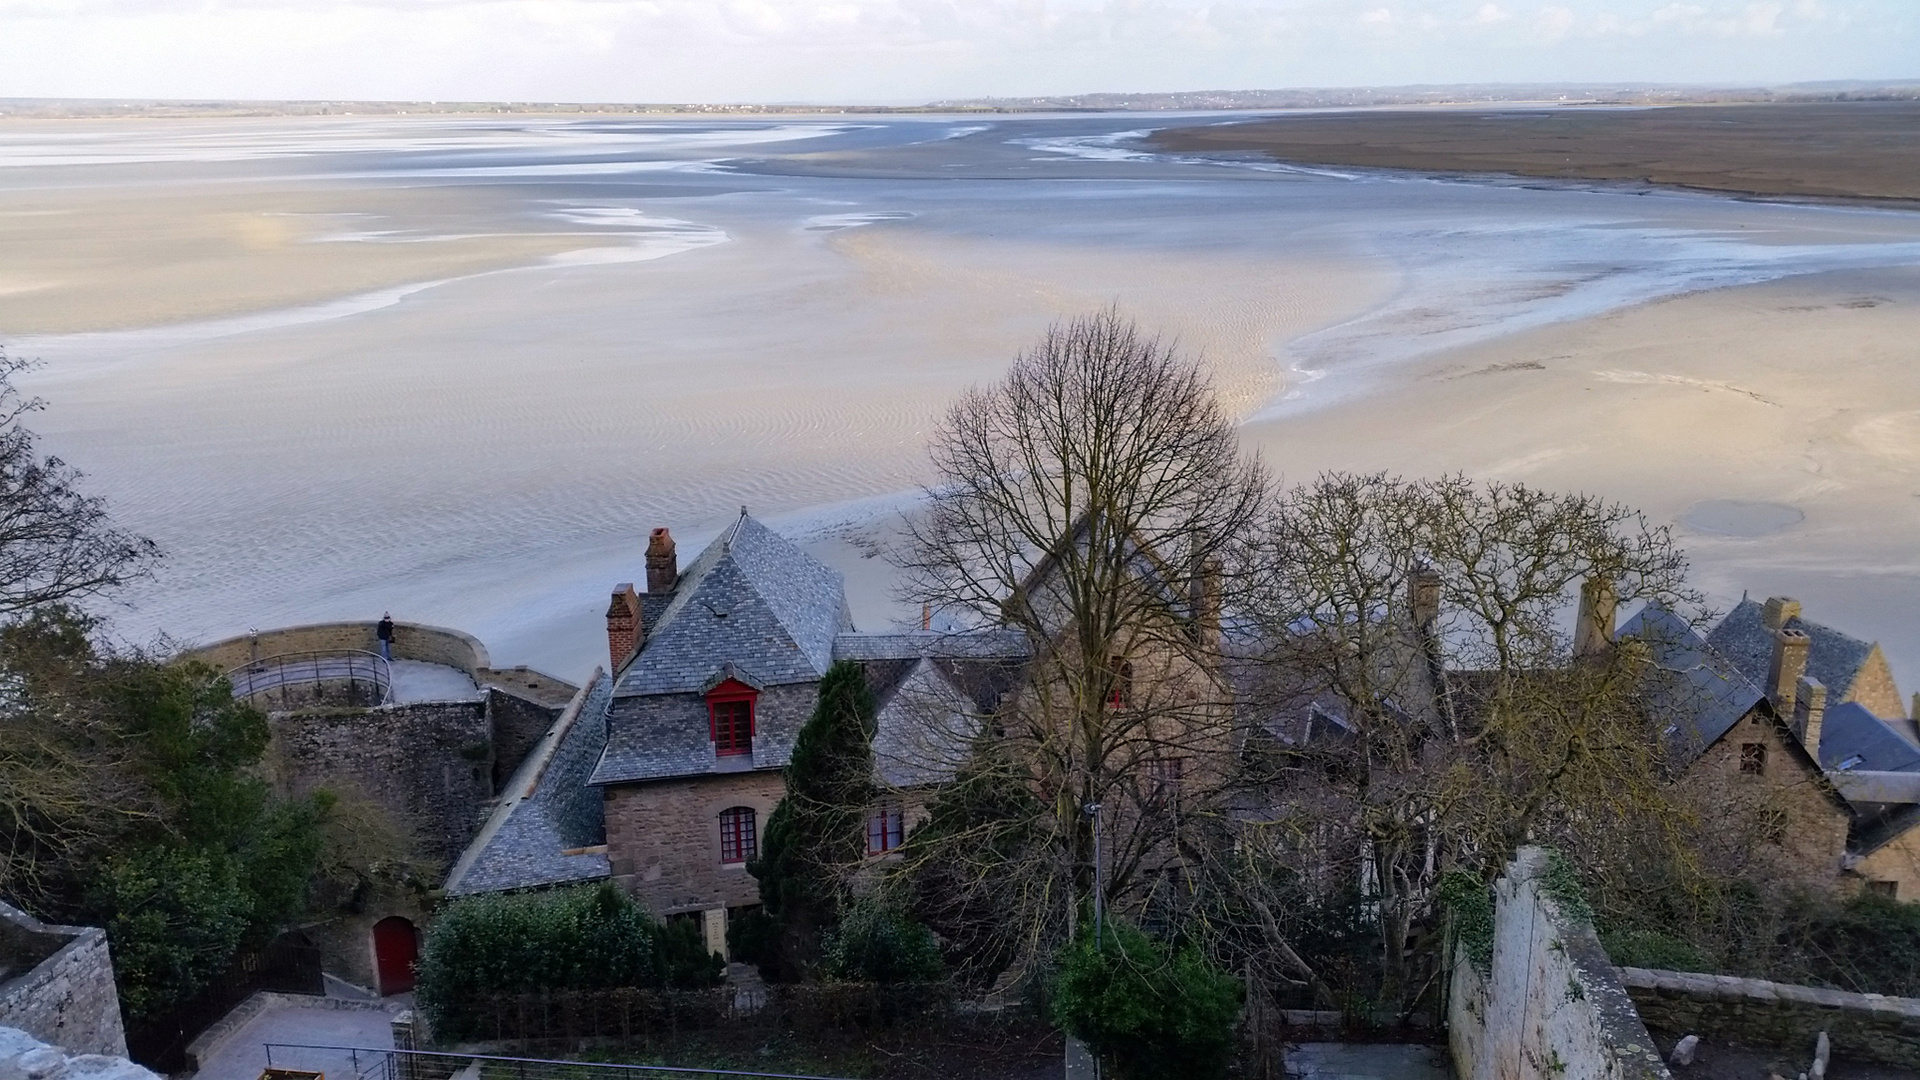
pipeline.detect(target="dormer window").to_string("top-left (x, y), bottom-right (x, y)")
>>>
top-left (707, 678), bottom-right (758, 757)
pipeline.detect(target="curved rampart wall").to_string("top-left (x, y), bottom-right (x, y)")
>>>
top-left (183, 622), bottom-right (492, 678)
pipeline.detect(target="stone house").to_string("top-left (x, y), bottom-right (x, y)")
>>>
top-left (449, 512), bottom-right (1024, 956)
top-left (1708, 596), bottom-right (1911, 730)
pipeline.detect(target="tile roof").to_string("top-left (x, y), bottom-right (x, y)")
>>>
top-left (1619, 603), bottom-right (1767, 770)
top-left (872, 656), bottom-right (987, 789)
top-left (1706, 598), bottom-right (1876, 703)
top-left (444, 672), bottom-right (613, 896)
top-left (617, 514), bottom-right (853, 697)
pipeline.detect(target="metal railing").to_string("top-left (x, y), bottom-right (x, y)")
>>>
top-left (225, 650), bottom-right (393, 707)
top-left (261, 1045), bottom-right (856, 1080)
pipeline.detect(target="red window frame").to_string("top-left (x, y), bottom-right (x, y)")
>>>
top-left (707, 679), bottom-right (758, 757)
top-left (1107, 658), bottom-right (1134, 710)
top-left (720, 806), bottom-right (757, 864)
top-left (866, 805), bottom-right (905, 855)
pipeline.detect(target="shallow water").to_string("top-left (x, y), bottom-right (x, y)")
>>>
top-left (5, 113), bottom-right (1920, 680)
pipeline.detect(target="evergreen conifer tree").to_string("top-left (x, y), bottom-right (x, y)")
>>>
top-left (747, 659), bottom-right (876, 972)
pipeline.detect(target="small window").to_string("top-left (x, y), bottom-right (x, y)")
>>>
top-left (711, 698), bottom-right (754, 756)
top-left (1107, 658), bottom-right (1134, 709)
top-left (719, 806), bottom-right (757, 864)
top-left (1868, 881), bottom-right (1899, 898)
top-left (1146, 756), bottom-right (1186, 804)
top-left (866, 805), bottom-right (905, 855)
top-left (1740, 743), bottom-right (1767, 776)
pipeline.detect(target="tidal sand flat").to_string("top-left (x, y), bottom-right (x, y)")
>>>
top-left (4, 112), bottom-right (1919, 681)
top-left (1148, 101), bottom-right (1920, 203)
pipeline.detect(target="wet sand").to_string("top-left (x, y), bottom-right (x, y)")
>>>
top-left (1243, 266), bottom-right (1920, 683)
top-left (1150, 101), bottom-right (1920, 203)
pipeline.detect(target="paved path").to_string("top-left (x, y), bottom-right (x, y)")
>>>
top-left (388, 661), bottom-right (477, 703)
top-left (194, 1000), bottom-right (398, 1080)
top-left (1284, 1043), bottom-right (1453, 1080)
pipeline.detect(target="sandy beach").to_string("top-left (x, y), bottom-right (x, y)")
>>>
top-left (2, 112), bottom-right (1916, 688)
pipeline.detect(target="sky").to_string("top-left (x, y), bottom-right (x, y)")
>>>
top-left (0, 0), bottom-right (1914, 105)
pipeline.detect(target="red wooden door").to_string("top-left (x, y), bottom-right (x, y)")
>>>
top-left (372, 916), bottom-right (419, 995)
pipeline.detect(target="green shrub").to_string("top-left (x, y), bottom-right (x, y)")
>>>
top-left (821, 898), bottom-right (944, 984)
top-left (726, 907), bottom-right (783, 977)
top-left (1436, 870), bottom-right (1494, 974)
top-left (416, 883), bottom-right (664, 1032)
top-left (1600, 929), bottom-right (1707, 972)
top-left (657, 916), bottom-right (726, 988)
top-left (1779, 890), bottom-right (1920, 997)
top-left (1051, 921), bottom-right (1242, 1080)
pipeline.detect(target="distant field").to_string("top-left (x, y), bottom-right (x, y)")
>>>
top-left (1149, 101), bottom-right (1920, 203)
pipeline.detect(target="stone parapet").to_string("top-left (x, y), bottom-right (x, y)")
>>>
top-left (0, 905), bottom-right (125, 1059)
top-left (1618, 967), bottom-right (1920, 1067)
top-left (0, 1027), bottom-right (156, 1080)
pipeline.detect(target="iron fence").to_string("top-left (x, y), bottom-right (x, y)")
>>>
top-left (127, 932), bottom-right (324, 1073)
top-left (429, 983), bottom-right (959, 1046)
top-left (261, 1044), bottom-right (857, 1080)
top-left (226, 650), bottom-right (394, 708)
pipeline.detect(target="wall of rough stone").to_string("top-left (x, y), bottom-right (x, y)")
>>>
top-left (604, 772), bottom-right (786, 918)
top-left (1680, 710), bottom-right (1852, 892)
top-left (1450, 848), bottom-right (1670, 1080)
top-left (268, 701), bottom-right (493, 866)
top-left (1847, 648), bottom-right (1907, 720)
top-left (485, 688), bottom-right (563, 792)
top-left (1619, 967), bottom-right (1920, 1068)
top-left (185, 622), bottom-right (491, 677)
top-left (0, 904), bottom-right (126, 1059)
top-left (0, 1025), bottom-right (156, 1080)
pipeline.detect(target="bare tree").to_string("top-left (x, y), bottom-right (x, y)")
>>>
top-left (894, 310), bottom-right (1266, 981)
top-left (1227, 472), bottom-right (1702, 1013)
top-left (0, 351), bottom-right (157, 615)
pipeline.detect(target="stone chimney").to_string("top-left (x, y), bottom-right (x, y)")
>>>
top-left (1573, 577), bottom-right (1616, 658)
top-left (1795, 676), bottom-right (1829, 764)
top-left (1410, 566), bottom-right (1442, 630)
top-left (1188, 545), bottom-right (1222, 648)
top-left (1768, 627), bottom-right (1812, 715)
top-left (646, 528), bottom-right (678, 594)
top-left (1762, 595), bottom-right (1802, 631)
top-left (606, 583), bottom-right (641, 672)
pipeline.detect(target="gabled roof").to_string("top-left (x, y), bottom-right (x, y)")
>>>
top-left (1619, 603), bottom-right (1767, 769)
top-left (445, 672), bottom-right (613, 896)
top-left (871, 656), bottom-right (987, 789)
top-left (1706, 598), bottom-right (1876, 703)
top-left (616, 513), bottom-right (853, 697)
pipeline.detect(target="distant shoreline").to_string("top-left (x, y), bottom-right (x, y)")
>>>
top-left (1147, 101), bottom-right (1920, 205)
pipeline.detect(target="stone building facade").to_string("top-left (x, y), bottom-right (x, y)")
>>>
top-left (0, 902), bottom-right (126, 1059)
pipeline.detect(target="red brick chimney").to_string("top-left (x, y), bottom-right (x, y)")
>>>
top-left (646, 529), bottom-right (678, 594)
top-left (607, 583), bottom-right (641, 672)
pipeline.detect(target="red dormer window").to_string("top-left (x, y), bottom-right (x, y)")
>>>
top-left (1107, 659), bottom-right (1134, 710)
top-left (708, 679), bottom-right (758, 756)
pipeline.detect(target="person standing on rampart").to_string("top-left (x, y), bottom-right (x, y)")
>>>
top-left (376, 612), bottom-right (395, 661)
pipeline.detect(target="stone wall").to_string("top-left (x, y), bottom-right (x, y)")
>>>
top-left (0, 1026), bottom-right (157, 1080)
top-left (1450, 848), bottom-right (1669, 1080)
top-left (1619, 967), bottom-right (1920, 1068)
top-left (0, 904), bottom-right (126, 1059)
top-left (1680, 709), bottom-right (1852, 892)
top-left (485, 688), bottom-right (563, 792)
top-left (268, 701), bottom-right (493, 866)
top-left (185, 621), bottom-right (491, 677)
top-left (604, 772), bottom-right (786, 917)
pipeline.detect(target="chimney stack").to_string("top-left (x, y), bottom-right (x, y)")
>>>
top-left (1795, 676), bottom-right (1829, 765)
top-left (1768, 627), bottom-right (1811, 715)
top-left (646, 528), bottom-right (678, 594)
top-left (1762, 596), bottom-right (1802, 631)
top-left (1188, 542), bottom-right (1222, 648)
top-left (606, 583), bottom-right (641, 672)
top-left (1410, 566), bottom-right (1442, 630)
top-left (1573, 577), bottom-right (1617, 658)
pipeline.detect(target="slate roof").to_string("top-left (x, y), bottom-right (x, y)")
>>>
top-left (1818, 701), bottom-right (1920, 774)
top-left (616, 513), bottom-right (853, 697)
top-left (445, 672), bottom-right (613, 896)
top-left (1619, 603), bottom-right (1768, 769)
top-left (1707, 598), bottom-right (1876, 703)
top-left (872, 656), bottom-right (988, 788)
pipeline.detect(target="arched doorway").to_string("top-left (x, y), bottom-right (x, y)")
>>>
top-left (372, 916), bottom-right (419, 996)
